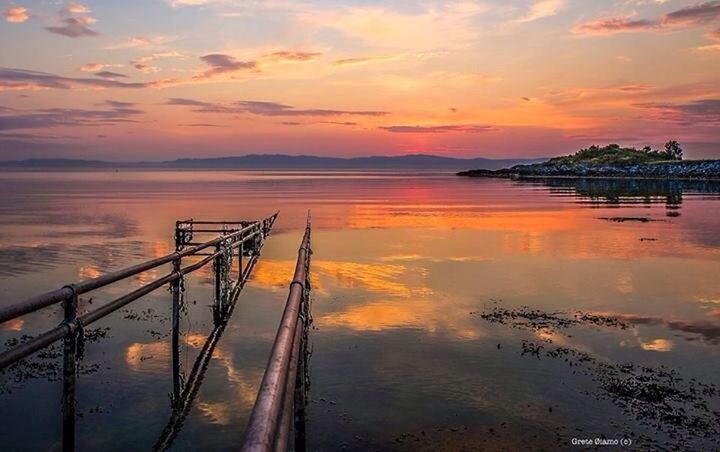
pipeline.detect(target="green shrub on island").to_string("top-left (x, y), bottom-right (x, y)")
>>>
top-left (547, 141), bottom-right (683, 166)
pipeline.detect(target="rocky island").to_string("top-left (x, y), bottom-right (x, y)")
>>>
top-left (458, 142), bottom-right (720, 180)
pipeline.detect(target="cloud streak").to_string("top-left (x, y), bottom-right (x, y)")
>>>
top-left (165, 97), bottom-right (389, 117)
top-left (0, 104), bottom-right (144, 131)
top-left (0, 68), bottom-right (177, 90)
top-left (379, 125), bottom-right (497, 134)
top-left (662, 1), bottom-right (720, 25)
top-left (95, 71), bottom-right (128, 79)
top-left (571, 17), bottom-right (659, 35)
top-left (263, 51), bottom-right (321, 62)
top-left (636, 99), bottom-right (720, 124)
top-left (573, 1), bottom-right (720, 35)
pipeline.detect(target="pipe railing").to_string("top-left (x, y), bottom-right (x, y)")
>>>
top-left (0, 212), bottom-right (278, 325)
top-left (0, 212), bottom-right (278, 370)
top-left (241, 213), bottom-right (312, 452)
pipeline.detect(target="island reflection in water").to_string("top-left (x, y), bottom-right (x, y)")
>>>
top-left (0, 171), bottom-right (719, 451)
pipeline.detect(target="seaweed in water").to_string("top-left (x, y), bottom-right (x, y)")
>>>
top-left (477, 304), bottom-right (720, 450)
top-left (0, 327), bottom-right (111, 394)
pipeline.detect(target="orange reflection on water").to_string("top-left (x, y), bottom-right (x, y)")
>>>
top-left (251, 259), bottom-right (432, 298)
top-left (641, 339), bottom-right (674, 352)
top-left (1, 318), bottom-right (24, 332)
top-left (78, 265), bottom-right (101, 280)
top-left (319, 297), bottom-right (486, 340)
top-left (123, 332), bottom-right (260, 425)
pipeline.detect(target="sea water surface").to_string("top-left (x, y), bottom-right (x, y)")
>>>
top-left (1, 170), bottom-right (720, 451)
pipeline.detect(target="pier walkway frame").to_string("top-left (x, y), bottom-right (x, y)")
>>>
top-left (0, 211), bottom-right (314, 451)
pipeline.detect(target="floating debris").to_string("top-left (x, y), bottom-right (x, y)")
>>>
top-left (0, 327), bottom-right (111, 393)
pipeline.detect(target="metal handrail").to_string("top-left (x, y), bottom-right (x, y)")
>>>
top-left (241, 213), bottom-right (311, 452)
top-left (0, 212), bottom-right (277, 324)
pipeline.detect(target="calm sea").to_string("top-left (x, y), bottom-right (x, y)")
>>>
top-left (1, 170), bottom-right (720, 450)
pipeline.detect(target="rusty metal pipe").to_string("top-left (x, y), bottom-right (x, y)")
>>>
top-left (274, 321), bottom-right (302, 452)
top-left (241, 215), bottom-right (310, 452)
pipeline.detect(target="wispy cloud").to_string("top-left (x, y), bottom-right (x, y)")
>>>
top-left (636, 99), bottom-right (720, 124)
top-left (333, 55), bottom-right (398, 66)
top-left (379, 124), bottom-right (497, 134)
top-left (80, 63), bottom-right (124, 72)
top-left (263, 51), bottom-right (322, 62)
top-left (104, 36), bottom-right (173, 50)
top-left (132, 63), bottom-right (160, 73)
top-left (0, 103), bottom-right (144, 131)
top-left (571, 17), bottom-right (659, 35)
top-left (94, 71), bottom-right (128, 79)
top-left (573, 1), bottom-right (720, 36)
top-left (4, 6), bottom-right (28, 23)
top-left (515, 0), bottom-right (565, 23)
top-left (165, 97), bottom-right (389, 117)
top-left (662, 1), bottom-right (720, 25)
top-left (45, 16), bottom-right (99, 38)
top-left (0, 68), bottom-right (177, 90)
top-left (129, 50), bottom-right (183, 73)
top-left (193, 54), bottom-right (258, 80)
top-left (298, 3), bottom-right (487, 50)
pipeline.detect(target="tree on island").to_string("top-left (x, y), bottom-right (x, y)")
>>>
top-left (551, 141), bottom-right (685, 165)
top-left (664, 140), bottom-right (683, 160)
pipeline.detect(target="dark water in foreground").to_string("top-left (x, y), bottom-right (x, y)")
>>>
top-left (1, 171), bottom-right (720, 451)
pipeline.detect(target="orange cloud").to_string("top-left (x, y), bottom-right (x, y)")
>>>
top-left (63, 2), bottom-right (90, 15)
top-left (4, 6), bottom-right (28, 23)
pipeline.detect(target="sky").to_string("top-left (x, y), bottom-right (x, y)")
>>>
top-left (0, 0), bottom-right (719, 161)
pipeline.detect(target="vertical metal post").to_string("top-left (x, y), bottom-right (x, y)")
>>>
top-left (238, 240), bottom-right (244, 281)
top-left (213, 244), bottom-right (223, 324)
top-left (171, 257), bottom-right (182, 406)
top-left (62, 289), bottom-right (78, 452)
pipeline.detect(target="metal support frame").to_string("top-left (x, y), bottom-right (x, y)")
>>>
top-left (0, 212), bottom-right (280, 451)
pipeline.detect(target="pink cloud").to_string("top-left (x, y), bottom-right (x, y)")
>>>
top-left (571, 17), bottom-right (660, 35)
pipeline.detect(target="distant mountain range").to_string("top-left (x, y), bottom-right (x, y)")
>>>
top-left (0, 154), bottom-right (546, 170)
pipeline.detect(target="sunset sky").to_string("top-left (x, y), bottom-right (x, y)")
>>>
top-left (1, 0), bottom-right (719, 161)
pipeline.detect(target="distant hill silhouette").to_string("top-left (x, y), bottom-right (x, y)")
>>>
top-left (0, 154), bottom-right (546, 170)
